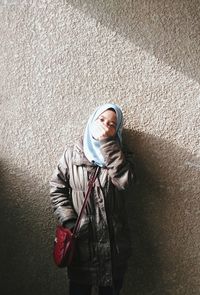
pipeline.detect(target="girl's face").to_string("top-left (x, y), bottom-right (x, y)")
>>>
top-left (93, 109), bottom-right (117, 139)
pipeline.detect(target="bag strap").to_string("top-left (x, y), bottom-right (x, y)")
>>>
top-left (72, 166), bottom-right (100, 237)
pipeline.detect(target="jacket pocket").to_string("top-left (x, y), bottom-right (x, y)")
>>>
top-left (76, 220), bottom-right (93, 264)
top-left (112, 215), bottom-right (132, 261)
top-left (76, 237), bottom-right (90, 263)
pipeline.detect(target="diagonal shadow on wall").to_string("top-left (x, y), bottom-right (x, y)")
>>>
top-left (0, 163), bottom-right (68, 295)
top-left (65, 0), bottom-right (200, 84)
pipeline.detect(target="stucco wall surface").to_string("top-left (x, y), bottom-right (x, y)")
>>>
top-left (0, 0), bottom-right (200, 294)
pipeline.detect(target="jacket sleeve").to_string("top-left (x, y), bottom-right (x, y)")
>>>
top-left (49, 149), bottom-right (77, 226)
top-left (100, 138), bottom-right (135, 190)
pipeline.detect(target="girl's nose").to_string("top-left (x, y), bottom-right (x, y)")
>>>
top-left (104, 120), bottom-right (110, 128)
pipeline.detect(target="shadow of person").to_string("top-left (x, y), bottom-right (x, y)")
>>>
top-left (121, 128), bottom-right (200, 294)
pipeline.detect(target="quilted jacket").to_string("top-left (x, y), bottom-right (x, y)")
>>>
top-left (49, 137), bottom-right (135, 286)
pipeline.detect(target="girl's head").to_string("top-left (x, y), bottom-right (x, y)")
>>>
top-left (93, 108), bottom-right (117, 139)
top-left (83, 103), bottom-right (123, 166)
top-left (88, 103), bottom-right (123, 142)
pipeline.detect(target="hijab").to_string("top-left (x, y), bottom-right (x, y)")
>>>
top-left (83, 103), bottom-right (123, 167)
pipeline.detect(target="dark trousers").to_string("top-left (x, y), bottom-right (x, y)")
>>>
top-left (69, 279), bottom-right (123, 295)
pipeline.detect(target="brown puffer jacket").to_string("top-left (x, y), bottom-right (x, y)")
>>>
top-left (50, 138), bottom-right (135, 286)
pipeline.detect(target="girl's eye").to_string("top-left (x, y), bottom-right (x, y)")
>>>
top-left (98, 117), bottom-right (116, 128)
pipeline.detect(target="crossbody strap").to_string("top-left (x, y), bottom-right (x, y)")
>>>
top-left (72, 166), bottom-right (100, 237)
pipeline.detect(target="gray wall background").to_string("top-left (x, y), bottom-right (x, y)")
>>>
top-left (1, 0), bottom-right (200, 294)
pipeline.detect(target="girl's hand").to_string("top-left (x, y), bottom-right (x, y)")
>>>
top-left (91, 121), bottom-right (116, 141)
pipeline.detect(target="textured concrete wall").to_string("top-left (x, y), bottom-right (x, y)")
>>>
top-left (1, 0), bottom-right (200, 294)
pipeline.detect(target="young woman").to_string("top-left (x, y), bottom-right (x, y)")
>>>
top-left (50, 103), bottom-right (135, 295)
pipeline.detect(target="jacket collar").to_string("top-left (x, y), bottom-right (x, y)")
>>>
top-left (72, 138), bottom-right (94, 167)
